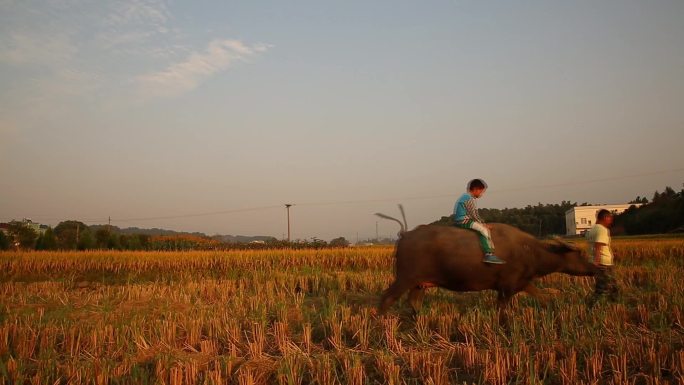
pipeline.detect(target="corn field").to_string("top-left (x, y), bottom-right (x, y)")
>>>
top-left (1, 239), bottom-right (683, 384)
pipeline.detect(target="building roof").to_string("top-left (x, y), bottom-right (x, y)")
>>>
top-left (564, 203), bottom-right (641, 215)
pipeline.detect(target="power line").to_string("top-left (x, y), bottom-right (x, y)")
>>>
top-left (0, 206), bottom-right (283, 225)
top-left (0, 217), bottom-right (109, 224)
top-left (488, 167), bottom-right (684, 195)
top-left (111, 205), bottom-right (283, 223)
top-left (294, 167), bottom-right (684, 207)
top-left (3, 167), bottom-right (683, 225)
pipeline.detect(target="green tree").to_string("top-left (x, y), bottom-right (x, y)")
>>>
top-left (615, 184), bottom-right (684, 235)
top-left (137, 234), bottom-right (150, 250)
top-left (35, 228), bottom-right (58, 250)
top-left (107, 233), bottom-right (121, 250)
top-left (54, 221), bottom-right (89, 250)
top-left (95, 229), bottom-right (110, 249)
top-left (329, 237), bottom-right (350, 247)
top-left (629, 196), bottom-right (649, 204)
top-left (310, 237), bottom-right (328, 248)
top-left (78, 229), bottom-right (95, 250)
top-left (6, 221), bottom-right (38, 249)
top-left (0, 231), bottom-right (10, 250)
top-left (122, 234), bottom-right (143, 250)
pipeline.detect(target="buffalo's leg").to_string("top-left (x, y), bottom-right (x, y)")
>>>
top-left (523, 283), bottom-right (551, 307)
top-left (407, 286), bottom-right (426, 315)
top-left (496, 290), bottom-right (514, 308)
top-left (379, 280), bottom-right (414, 315)
top-left (496, 290), bottom-right (514, 325)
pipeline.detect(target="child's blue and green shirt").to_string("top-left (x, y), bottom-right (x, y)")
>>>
top-left (453, 192), bottom-right (484, 225)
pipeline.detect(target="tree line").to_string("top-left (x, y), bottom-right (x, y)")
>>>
top-left (431, 183), bottom-right (683, 237)
top-left (432, 201), bottom-right (579, 236)
top-left (2, 183), bottom-right (680, 250)
top-left (613, 185), bottom-right (684, 235)
top-left (0, 220), bottom-right (352, 251)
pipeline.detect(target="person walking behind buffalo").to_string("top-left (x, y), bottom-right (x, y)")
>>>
top-left (453, 179), bottom-right (506, 264)
top-left (586, 209), bottom-right (619, 306)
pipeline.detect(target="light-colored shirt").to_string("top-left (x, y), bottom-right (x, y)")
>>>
top-left (453, 192), bottom-right (484, 224)
top-left (585, 223), bottom-right (613, 266)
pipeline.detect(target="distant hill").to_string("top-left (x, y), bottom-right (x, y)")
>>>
top-left (211, 235), bottom-right (278, 244)
top-left (89, 225), bottom-right (205, 237)
top-left (89, 225), bottom-right (275, 243)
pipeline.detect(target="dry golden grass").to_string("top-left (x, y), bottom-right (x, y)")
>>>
top-left (0, 239), bottom-right (683, 384)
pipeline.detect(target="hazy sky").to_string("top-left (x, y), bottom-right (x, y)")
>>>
top-left (2, 1), bottom-right (683, 241)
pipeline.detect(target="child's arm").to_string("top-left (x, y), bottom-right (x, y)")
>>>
top-left (465, 198), bottom-right (485, 223)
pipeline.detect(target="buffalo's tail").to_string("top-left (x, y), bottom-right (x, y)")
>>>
top-left (375, 204), bottom-right (408, 235)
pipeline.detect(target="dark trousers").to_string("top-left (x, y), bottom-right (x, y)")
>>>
top-left (589, 265), bottom-right (619, 304)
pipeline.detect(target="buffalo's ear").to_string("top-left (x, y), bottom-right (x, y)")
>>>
top-left (552, 237), bottom-right (579, 251)
top-left (546, 239), bottom-right (577, 254)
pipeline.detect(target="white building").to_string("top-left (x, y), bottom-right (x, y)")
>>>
top-left (565, 204), bottom-right (641, 235)
top-left (22, 219), bottom-right (49, 235)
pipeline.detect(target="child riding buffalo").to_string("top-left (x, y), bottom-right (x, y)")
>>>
top-left (453, 179), bottom-right (506, 264)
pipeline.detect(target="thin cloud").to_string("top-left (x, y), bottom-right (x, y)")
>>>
top-left (0, 1), bottom-right (269, 107)
top-left (106, 0), bottom-right (170, 30)
top-left (0, 32), bottom-right (77, 67)
top-left (137, 39), bottom-right (270, 98)
top-left (102, 0), bottom-right (173, 50)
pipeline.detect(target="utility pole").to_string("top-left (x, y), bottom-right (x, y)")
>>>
top-left (285, 204), bottom-right (293, 242)
top-left (376, 221), bottom-right (379, 242)
top-left (76, 223), bottom-right (80, 245)
top-left (538, 218), bottom-right (543, 237)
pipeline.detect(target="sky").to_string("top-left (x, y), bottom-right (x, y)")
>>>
top-left (1, 0), bottom-right (683, 241)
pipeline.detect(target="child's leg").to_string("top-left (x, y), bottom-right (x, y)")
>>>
top-left (464, 222), bottom-right (495, 254)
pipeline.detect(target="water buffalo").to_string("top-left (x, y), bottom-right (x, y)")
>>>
top-left (376, 213), bottom-right (597, 315)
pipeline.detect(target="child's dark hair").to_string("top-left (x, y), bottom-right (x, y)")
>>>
top-left (467, 179), bottom-right (488, 191)
top-left (596, 209), bottom-right (613, 221)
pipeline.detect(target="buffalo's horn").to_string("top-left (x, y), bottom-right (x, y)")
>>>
top-left (398, 204), bottom-right (408, 232)
top-left (375, 212), bottom-right (405, 234)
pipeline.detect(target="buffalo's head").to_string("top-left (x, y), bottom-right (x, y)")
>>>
top-left (546, 238), bottom-right (597, 276)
